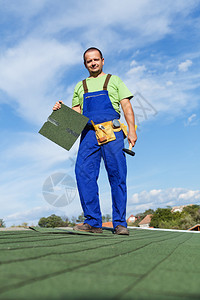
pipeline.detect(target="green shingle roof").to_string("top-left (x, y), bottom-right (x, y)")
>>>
top-left (0, 227), bottom-right (199, 300)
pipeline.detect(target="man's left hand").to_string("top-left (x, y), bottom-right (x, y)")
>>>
top-left (128, 130), bottom-right (137, 147)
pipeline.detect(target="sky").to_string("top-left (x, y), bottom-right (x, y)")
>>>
top-left (0, 0), bottom-right (200, 227)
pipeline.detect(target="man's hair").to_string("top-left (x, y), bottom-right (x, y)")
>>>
top-left (83, 47), bottom-right (103, 63)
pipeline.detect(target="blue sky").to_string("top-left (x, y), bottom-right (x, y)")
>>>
top-left (0, 0), bottom-right (200, 227)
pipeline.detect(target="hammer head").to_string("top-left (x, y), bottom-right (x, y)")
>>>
top-left (123, 148), bottom-right (135, 156)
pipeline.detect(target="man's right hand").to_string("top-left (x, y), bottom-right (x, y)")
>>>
top-left (52, 100), bottom-right (64, 110)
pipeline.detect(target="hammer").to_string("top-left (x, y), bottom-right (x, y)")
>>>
top-left (123, 143), bottom-right (135, 156)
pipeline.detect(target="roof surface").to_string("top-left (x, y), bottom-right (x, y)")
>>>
top-left (0, 227), bottom-right (200, 300)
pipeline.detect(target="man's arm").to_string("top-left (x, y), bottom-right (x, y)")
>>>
top-left (72, 105), bottom-right (81, 114)
top-left (120, 98), bottom-right (137, 147)
top-left (52, 102), bottom-right (81, 114)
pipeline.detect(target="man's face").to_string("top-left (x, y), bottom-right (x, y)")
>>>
top-left (84, 50), bottom-right (104, 76)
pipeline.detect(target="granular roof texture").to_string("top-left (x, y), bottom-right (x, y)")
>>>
top-left (0, 227), bottom-right (200, 300)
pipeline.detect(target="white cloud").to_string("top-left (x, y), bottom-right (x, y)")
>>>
top-left (2, 0), bottom-right (198, 54)
top-left (4, 206), bottom-right (53, 223)
top-left (166, 81), bottom-right (173, 86)
top-left (1, 0), bottom-right (47, 18)
top-left (0, 0), bottom-right (199, 127)
top-left (130, 60), bottom-right (137, 67)
top-left (127, 188), bottom-right (200, 214)
top-left (2, 131), bottom-right (78, 169)
top-left (127, 65), bottom-right (146, 76)
top-left (37, 0), bottom-right (199, 50)
top-left (178, 59), bottom-right (193, 72)
top-left (184, 113), bottom-right (198, 127)
top-left (0, 130), bottom-right (80, 225)
top-left (124, 55), bottom-right (200, 120)
top-left (179, 190), bottom-right (200, 200)
top-left (3, 205), bottom-right (76, 227)
top-left (0, 38), bottom-right (82, 125)
top-left (188, 114), bottom-right (197, 123)
top-left (131, 193), bottom-right (140, 204)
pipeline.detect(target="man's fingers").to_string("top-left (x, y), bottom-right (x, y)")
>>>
top-left (52, 101), bottom-right (63, 110)
top-left (128, 137), bottom-right (137, 147)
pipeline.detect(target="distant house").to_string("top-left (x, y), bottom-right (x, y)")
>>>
top-left (139, 214), bottom-right (153, 228)
top-left (188, 224), bottom-right (200, 231)
top-left (127, 215), bottom-right (137, 224)
top-left (171, 204), bottom-right (194, 213)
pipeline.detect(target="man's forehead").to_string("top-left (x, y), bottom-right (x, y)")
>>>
top-left (85, 50), bottom-right (101, 59)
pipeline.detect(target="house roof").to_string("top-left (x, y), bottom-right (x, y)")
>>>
top-left (102, 221), bottom-right (113, 228)
top-left (1, 226), bottom-right (200, 299)
top-left (188, 224), bottom-right (200, 231)
top-left (77, 222), bottom-right (114, 228)
top-left (139, 214), bottom-right (152, 225)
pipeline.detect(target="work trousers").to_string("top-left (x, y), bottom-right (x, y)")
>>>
top-left (75, 128), bottom-right (127, 229)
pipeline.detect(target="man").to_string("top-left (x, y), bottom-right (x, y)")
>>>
top-left (53, 47), bottom-right (137, 235)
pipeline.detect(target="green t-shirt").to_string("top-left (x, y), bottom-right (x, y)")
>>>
top-left (72, 74), bottom-right (133, 114)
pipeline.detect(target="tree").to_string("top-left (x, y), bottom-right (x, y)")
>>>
top-left (0, 219), bottom-right (5, 228)
top-left (70, 216), bottom-right (77, 226)
top-left (182, 205), bottom-right (200, 224)
top-left (150, 208), bottom-right (173, 228)
top-left (136, 209), bottom-right (155, 221)
top-left (105, 214), bottom-right (112, 222)
top-left (38, 214), bottom-right (65, 228)
top-left (76, 212), bottom-right (85, 223)
top-left (59, 216), bottom-right (69, 227)
top-left (38, 217), bottom-right (48, 228)
top-left (179, 214), bottom-right (194, 230)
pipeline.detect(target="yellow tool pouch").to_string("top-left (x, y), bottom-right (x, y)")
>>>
top-left (91, 120), bottom-right (115, 145)
top-left (113, 122), bottom-right (137, 137)
top-left (91, 120), bottom-right (128, 145)
top-left (118, 121), bottom-right (128, 137)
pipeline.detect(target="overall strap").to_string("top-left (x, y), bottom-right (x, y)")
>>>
top-left (82, 74), bottom-right (112, 94)
top-left (82, 79), bottom-right (88, 94)
top-left (103, 74), bottom-right (112, 90)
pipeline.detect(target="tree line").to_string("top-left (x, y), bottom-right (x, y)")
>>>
top-left (150, 205), bottom-right (200, 230)
top-left (129, 205), bottom-right (200, 230)
top-left (1, 205), bottom-right (199, 229)
top-left (38, 213), bottom-right (112, 228)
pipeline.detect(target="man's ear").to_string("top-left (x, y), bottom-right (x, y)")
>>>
top-left (84, 61), bottom-right (87, 69)
top-left (102, 58), bottom-right (104, 65)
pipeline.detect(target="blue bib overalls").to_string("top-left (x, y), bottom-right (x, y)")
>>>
top-left (75, 74), bottom-right (127, 229)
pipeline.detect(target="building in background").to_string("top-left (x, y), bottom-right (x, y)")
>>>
top-left (138, 214), bottom-right (153, 228)
top-left (127, 215), bottom-right (137, 224)
top-left (188, 224), bottom-right (200, 231)
top-left (171, 204), bottom-right (194, 213)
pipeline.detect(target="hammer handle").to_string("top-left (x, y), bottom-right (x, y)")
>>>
top-left (129, 143), bottom-right (133, 151)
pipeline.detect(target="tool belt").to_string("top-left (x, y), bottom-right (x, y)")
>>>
top-left (91, 120), bottom-right (128, 145)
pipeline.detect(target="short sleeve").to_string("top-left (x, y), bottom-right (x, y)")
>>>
top-left (117, 77), bottom-right (133, 101)
top-left (72, 81), bottom-right (82, 107)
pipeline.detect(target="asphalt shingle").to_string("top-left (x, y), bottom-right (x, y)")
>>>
top-left (0, 228), bottom-right (199, 300)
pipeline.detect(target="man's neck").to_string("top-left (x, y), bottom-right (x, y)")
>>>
top-left (88, 71), bottom-right (106, 78)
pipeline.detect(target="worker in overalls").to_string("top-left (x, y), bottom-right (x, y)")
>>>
top-left (53, 47), bottom-right (137, 235)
